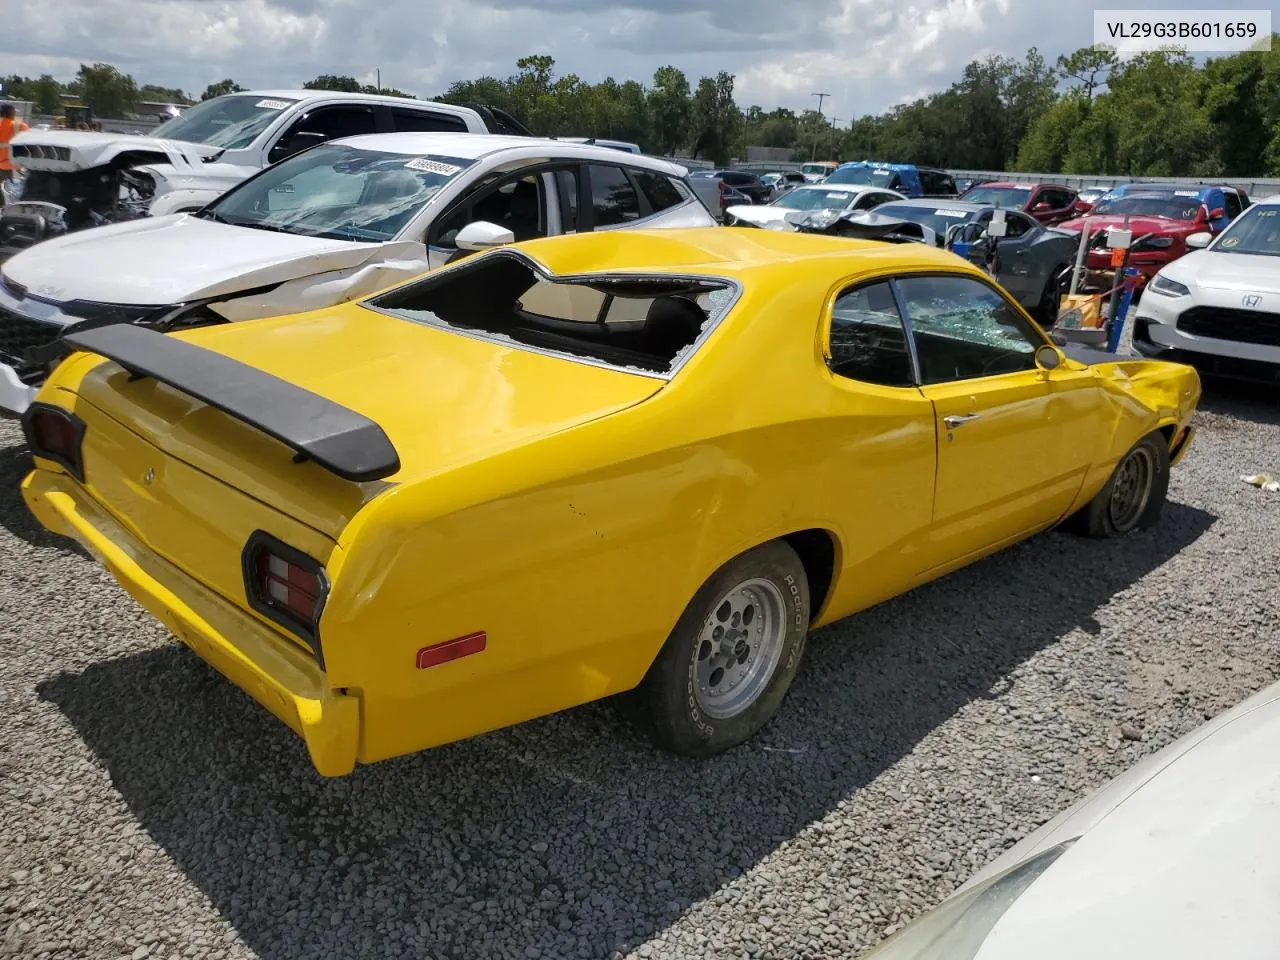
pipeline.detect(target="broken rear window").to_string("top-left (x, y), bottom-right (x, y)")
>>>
top-left (365, 252), bottom-right (737, 376)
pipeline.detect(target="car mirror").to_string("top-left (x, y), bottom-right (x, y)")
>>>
top-left (1209, 207), bottom-right (1225, 220)
top-left (455, 220), bottom-right (516, 252)
top-left (1185, 231), bottom-right (1212, 250)
top-left (1035, 344), bottom-right (1062, 371)
top-left (1032, 202), bottom-right (1051, 212)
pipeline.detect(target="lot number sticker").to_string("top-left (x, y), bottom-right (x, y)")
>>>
top-left (405, 158), bottom-right (462, 175)
top-left (254, 99), bottom-right (292, 110)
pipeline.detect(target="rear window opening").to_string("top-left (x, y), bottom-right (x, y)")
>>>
top-left (365, 252), bottom-right (737, 376)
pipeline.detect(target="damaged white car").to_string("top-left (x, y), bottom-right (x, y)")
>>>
top-left (0, 132), bottom-right (715, 416)
top-left (724, 184), bottom-right (905, 231)
top-left (0, 89), bottom-right (532, 257)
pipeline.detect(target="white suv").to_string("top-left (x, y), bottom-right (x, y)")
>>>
top-left (1, 90), bottom-right (530, 256)
top-left (0, 133), bottom-right (716, 415)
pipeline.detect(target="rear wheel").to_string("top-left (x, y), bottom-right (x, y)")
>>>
top-left (1068, 431), bottom-right (1170, 538)
top-left (641, 541), bottom-right (809, 757)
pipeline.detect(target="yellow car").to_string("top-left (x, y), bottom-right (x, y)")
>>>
top-left (20, 228), bottom-right (1199, 777)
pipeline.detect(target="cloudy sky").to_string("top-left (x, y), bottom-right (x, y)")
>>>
top-left (4, 0), bottom-right (1231, 120)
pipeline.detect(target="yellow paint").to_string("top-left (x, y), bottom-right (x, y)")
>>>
top-left (21, 228), bottom-right (1201, 775)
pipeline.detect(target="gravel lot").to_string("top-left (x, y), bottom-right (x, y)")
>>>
top-left (1, 383), bottom-right (1278, 960)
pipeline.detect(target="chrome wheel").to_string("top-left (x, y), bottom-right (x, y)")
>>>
top-left (1108, 446), bottom-right (1155, 532)
top-left (691, 578), bottom-right (787, 720)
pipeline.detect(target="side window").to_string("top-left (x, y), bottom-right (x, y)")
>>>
top-left (898, 275), bottom-right (1042, 384)
top-left (827, 281), bottom-right (914, 388)
top-left (589, 165), bottom-right (640, 227)
top-left (1223, 190), bottom-right (1243, 220)
top-left (292, 106), bottom-right (377, 142)
top-left (390, 108), bottom-right (468, 133)
top-left (555, 168), bottom-right (580, 233)
top-left (632, 170), bottom-right (684, 214)
top-left (1001, 213), bottom-right (1033, 239)
top-left (431, 173), bottom-right (547, 246)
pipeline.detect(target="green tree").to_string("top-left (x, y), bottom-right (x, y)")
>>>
top-left (73, 63), bottom-right (139, 118)
top-left (648, 65), bottom-right (691, 155)
top-left (1015, 93), bottom-right (1091, 171)
top-left (688, 71), bottom-right (739, 164)
top-left (139, 83), bottom-right (190, 104)
top-left (302, 74), bottom-right (364, 93)
top-left (31, 75), bottom-right (62, 115)
top-left (1057, 46), bottom-right (1120, 102)
top-left (201, 79), bottom-right (245, 101)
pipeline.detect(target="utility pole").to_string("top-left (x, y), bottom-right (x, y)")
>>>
top-left (811, 92), bottom-right (830, 161)
top-left (376, 68), bottom-right (381, 92)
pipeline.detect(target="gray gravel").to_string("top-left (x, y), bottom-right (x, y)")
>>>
top-left (2, 382), bottom-right (1279, 960)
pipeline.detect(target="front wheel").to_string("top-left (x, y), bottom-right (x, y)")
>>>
top-left (641, 541), bottom-right (810, 757)
top-left (1068, 431), bottom-right (1170, 538)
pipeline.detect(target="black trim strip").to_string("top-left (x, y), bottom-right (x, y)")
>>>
top-left (241, 530), bottom-right (329, 667)
top-left (21, 401), bottom-right (87, 483)
top-left (63, 324), bottom-right (400, 482)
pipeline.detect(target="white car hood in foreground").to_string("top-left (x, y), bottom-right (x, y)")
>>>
top-left (1162, 249), bottom-right (1280, 295)
top-left (959, 680), bottom-right (1280, 960)
top-left (3, 214), bottom-right (414, 306)
top-left (9, 129), bottom-right (220, 172)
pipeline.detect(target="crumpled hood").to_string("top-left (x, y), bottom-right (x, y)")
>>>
top-left (970, 686), bottom-right (1280, 960)
top-left (1162, 249), bottom-right (1280, 294)
top-left (9, 129), bottom-right (219, 173)
top-left (725, 204), bottom-right (792, 227)
top-left (3, 214), bottom-right (412, 306)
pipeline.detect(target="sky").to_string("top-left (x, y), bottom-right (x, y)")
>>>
top-left (1, 0), bottom-right (1240, 121)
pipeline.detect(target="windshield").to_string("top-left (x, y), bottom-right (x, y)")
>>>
top-left (876, 202), bottom-right (974, 237)
top-left (961, 186), bottom-right (1031, 208)
top-left (802, 163), bottom-right (835, 176)
top-left (773, 188), bottom-right (858, 211)
top-left (208, 144), bottom-right (473, 243)
top-left (826, 165), bottom-right (897, 188)
top-left (151, 94), bottom-right (298, 150)
top-left (1090, 194), bottom-right (1202, 221)
top-left (1212, 205), bottom-right (1280, 256)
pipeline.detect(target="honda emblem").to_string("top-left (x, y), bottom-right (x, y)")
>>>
top-left (1243, 294), bottom-right (1263, 308)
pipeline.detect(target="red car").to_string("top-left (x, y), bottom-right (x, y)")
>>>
top-left (1054, 183), bottom-right (1250, 280)
top-left (956, 181), bottom-right (1080, 225)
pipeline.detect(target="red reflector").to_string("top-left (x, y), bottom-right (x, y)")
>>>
top-left (416, 632), bottom-right (487, 670)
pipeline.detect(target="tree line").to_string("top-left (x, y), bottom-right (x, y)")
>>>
top-left (3, 39), bottom-right (1278, 177)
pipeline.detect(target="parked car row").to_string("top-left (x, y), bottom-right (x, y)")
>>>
top-left (6, 92), bottom-right (1278, 960)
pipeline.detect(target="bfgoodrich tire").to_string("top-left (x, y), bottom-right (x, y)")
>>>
top-left (1069, 431), bottom-right (1171, 538)
top-left (641, 541), bottom-right (810, 757)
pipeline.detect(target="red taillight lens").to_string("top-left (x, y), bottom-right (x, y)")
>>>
top-left (257, 550), bottom-right (323, 623)
top-left (21, 402), bottom-right (86, 482)
top-left (242, 532), bottom-right (328, 662)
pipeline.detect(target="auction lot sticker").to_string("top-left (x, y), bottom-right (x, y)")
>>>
top-left (1094, 9), bottom-right (1271, 53)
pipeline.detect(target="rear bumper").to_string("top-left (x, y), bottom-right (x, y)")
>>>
top-left (21, 468), bottom-right (361, 776)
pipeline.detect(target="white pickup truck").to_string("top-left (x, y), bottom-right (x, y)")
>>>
top-left (0, 90), bottom-right (532, 257)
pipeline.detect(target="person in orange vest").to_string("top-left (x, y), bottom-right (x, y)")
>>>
top-left (0, 104), bottom-right (30, 180)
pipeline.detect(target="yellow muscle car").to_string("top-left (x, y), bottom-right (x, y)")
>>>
top-left (20, 228), bottom-right (1200, 776)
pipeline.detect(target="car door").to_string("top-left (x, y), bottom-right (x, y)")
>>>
top-left (991, 211), bottom-right (1041, 305)
top-left (895, 273), bottom-right (1078, 571)
top-left (1204, 189), bottom-right (1231, 233)
top-left (815, 280), bottom-right (939, 617)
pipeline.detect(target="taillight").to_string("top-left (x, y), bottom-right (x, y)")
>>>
top-left (719, 179), bottom-right (727, 211)
top-left (242, 531), bottom-right (328, 663)
top-left (21, 402), bottom-right (86, 482)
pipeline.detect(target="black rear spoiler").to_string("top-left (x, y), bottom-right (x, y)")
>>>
top-left (63, 324), bottom-right (400, 482)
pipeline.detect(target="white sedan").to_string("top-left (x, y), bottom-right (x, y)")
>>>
top-left (1132, 193), bottom-right (1280, 382)
top-left (724, 184), bottom-right (906, 231)
top-left (861, 678), bottom-right (1280, 960)
top-left (0, 133), bottom-right (715, 416)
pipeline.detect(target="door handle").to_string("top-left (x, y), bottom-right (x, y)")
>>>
top-left (944, 413), bottom-right (981, 428)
